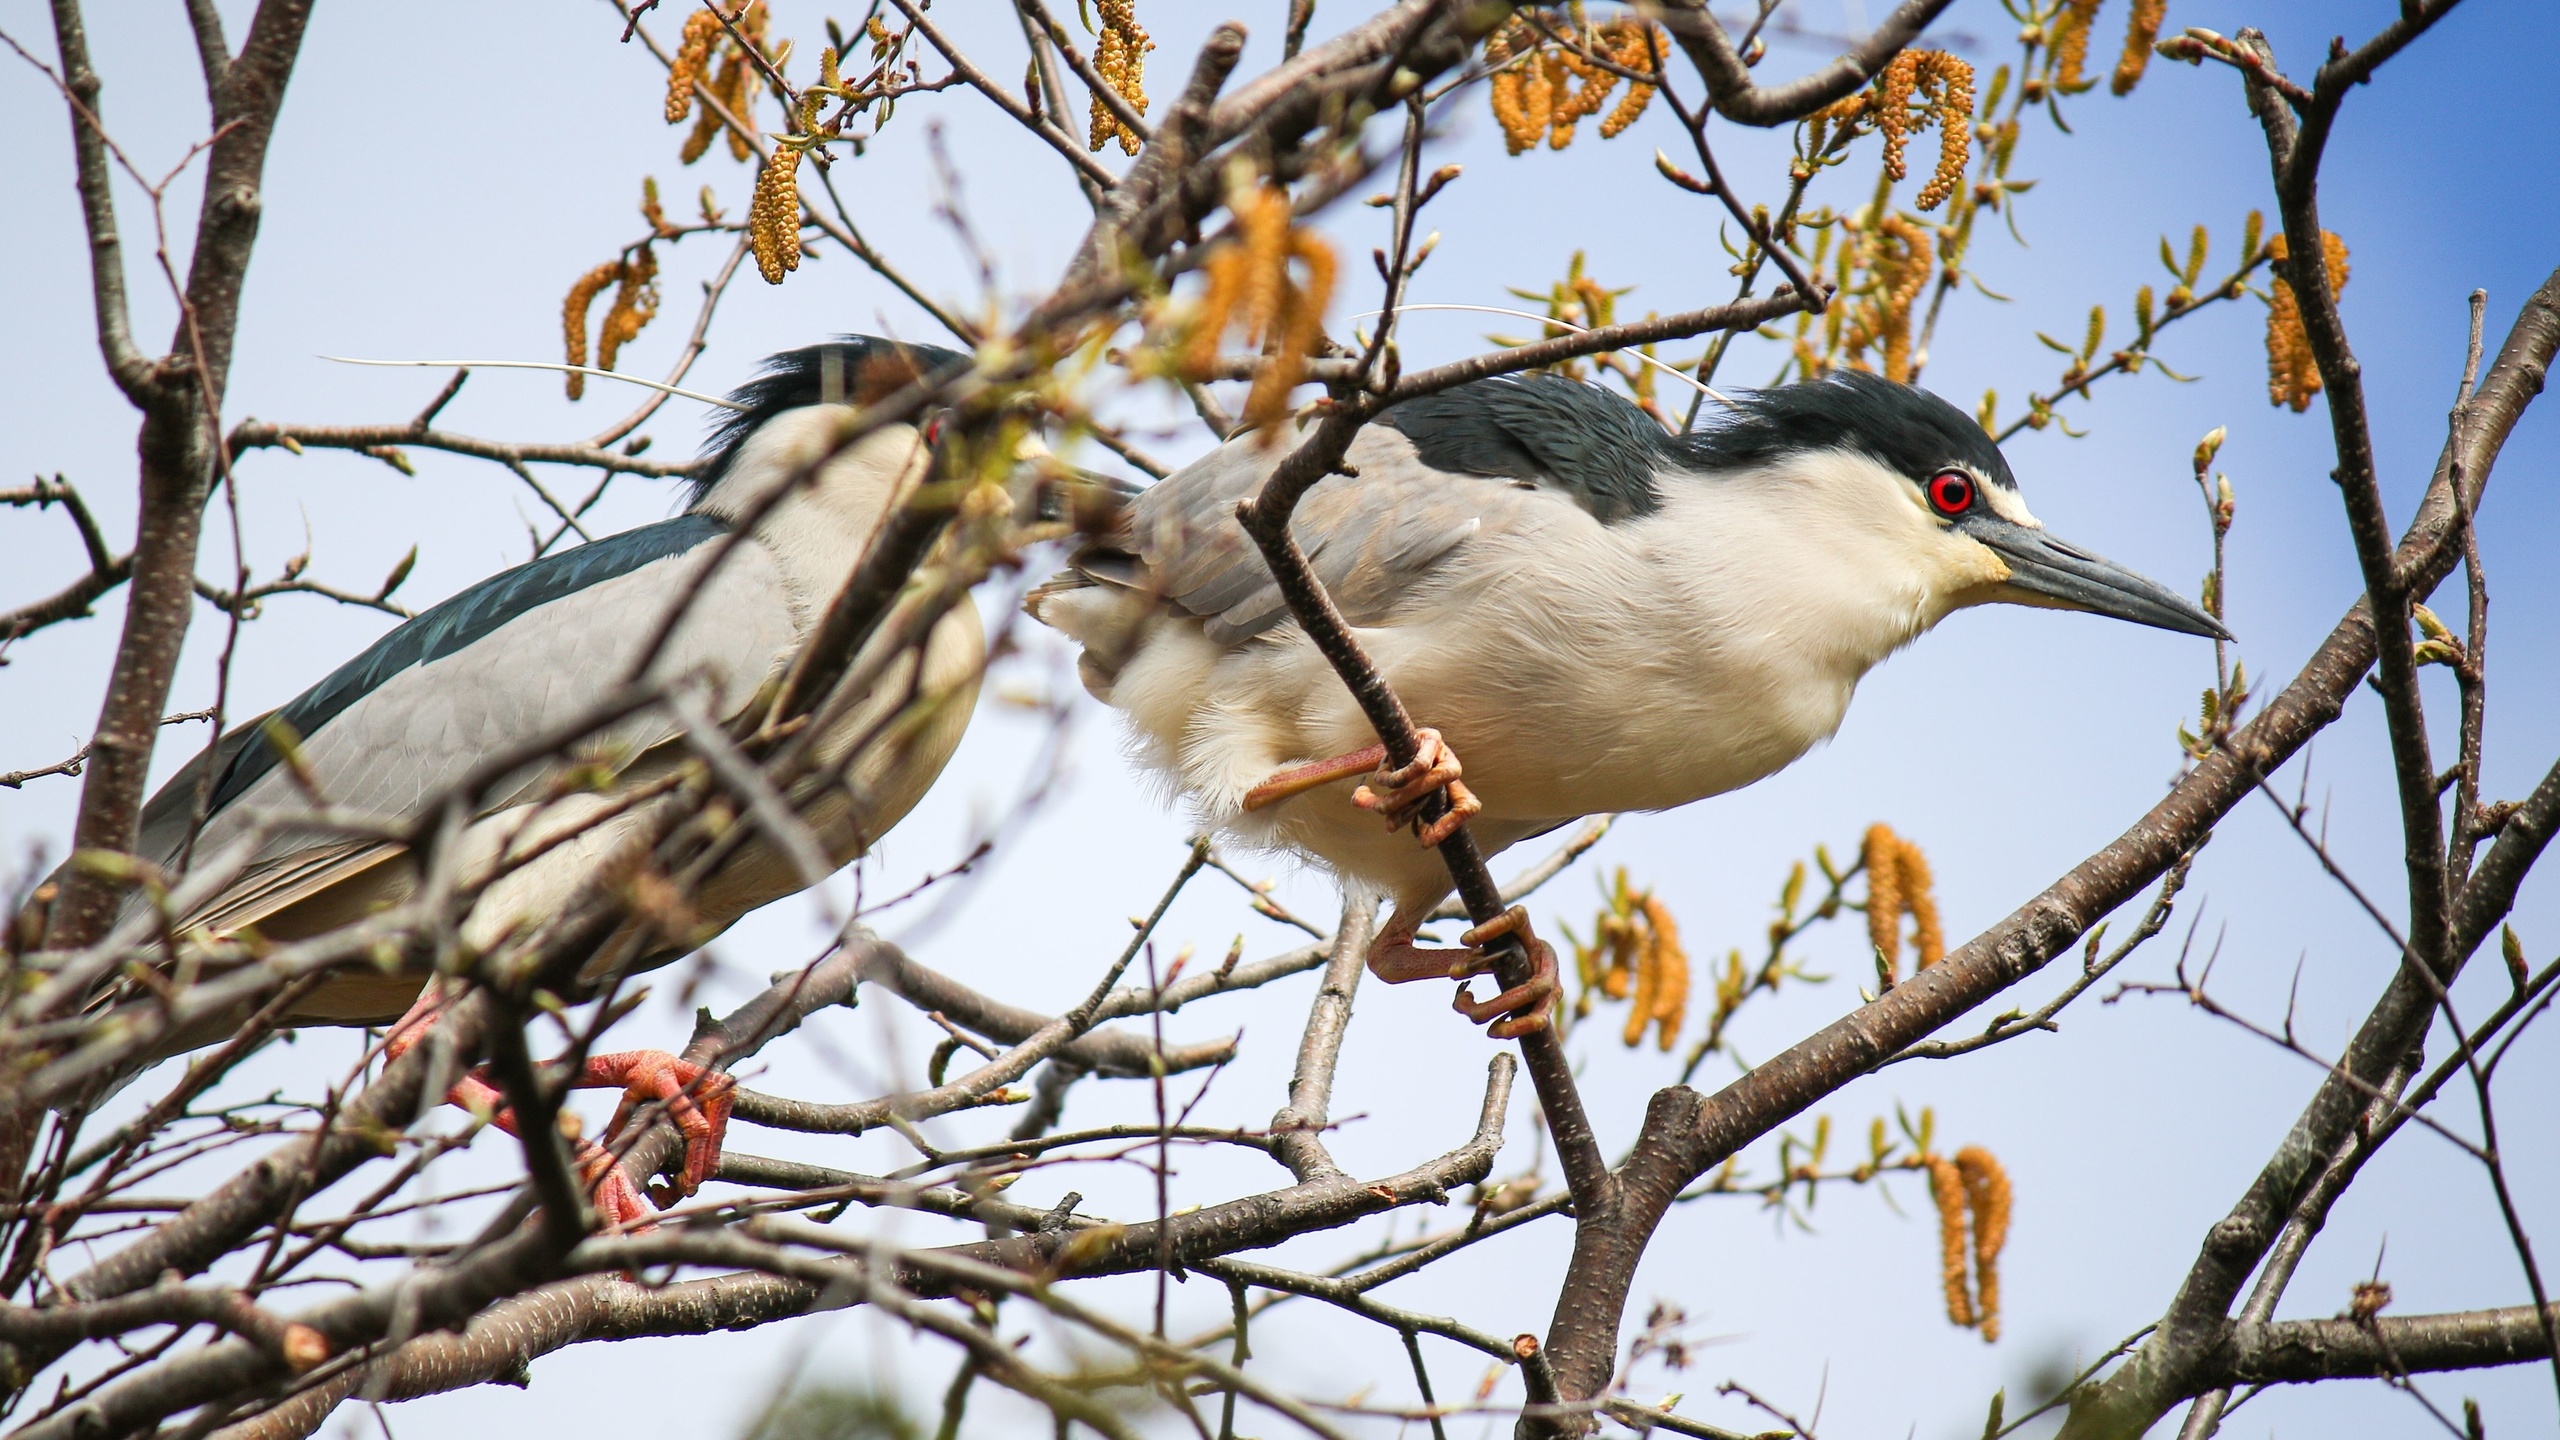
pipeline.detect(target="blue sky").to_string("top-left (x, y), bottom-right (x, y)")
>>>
top-left (4, 3), bottom-right (2558, 1436)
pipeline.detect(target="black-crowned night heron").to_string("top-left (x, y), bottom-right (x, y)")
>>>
top-left (48, 335), bottom-right (996, 1222)
top-left (1030, 368), bottom-right (2225, 1036)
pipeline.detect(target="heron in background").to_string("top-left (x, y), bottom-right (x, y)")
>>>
top-left (25, 335), bottom-right (1020, 1225)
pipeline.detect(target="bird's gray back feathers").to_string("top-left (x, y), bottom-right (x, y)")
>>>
top-left (1037, 368), bottom-right (2015, 664)
top-left (1378, 372), bottom-right (1668, 523)
top-left (146, 517), bottom-right (798, 883)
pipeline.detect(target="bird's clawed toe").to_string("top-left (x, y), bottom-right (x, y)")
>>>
top-left (573, 1138), bottom-right (658, 1230)
top-left (382, 988), bottom-right (733, 1231)
top-left (1447, 908), bottom-right (1557, 1040)
top-left (584, 1050), bottom-right (737, 1209)
top-left (1352, 728), bottom-right (1480, 846)
top-left (1364, 906), bottom-right (1556, 1039)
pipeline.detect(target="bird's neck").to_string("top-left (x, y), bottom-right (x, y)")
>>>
top-left (695, 406), bottom-right (930, 628)
top-left (1648, 450), bottom-right (2003, 731)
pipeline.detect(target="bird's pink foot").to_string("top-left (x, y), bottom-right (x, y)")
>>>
top-left (1366, 906), bottom-right (1557, 1040)
top-left (1351, 728), bottom-right (1480, 847)
top-left (583, 1049), bottom-right (735, 1209)
top-left (1243, 744), bottom-right (1387, 812)
top-left (382, 987), bottom-right (729, 1228)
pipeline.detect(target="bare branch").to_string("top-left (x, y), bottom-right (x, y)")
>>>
top-left (1648, 0), bottom-right (1959, 126)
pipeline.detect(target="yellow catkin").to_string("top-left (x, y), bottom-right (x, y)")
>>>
top-left (560, 260), bottom-right (622, 400)
top-left (1598, 24), bottom-right (1662, 138)
top-left (666, 8), bottom-right (722, 123)
top-left (2264, 231), bottom-right (2349, 411)
top-left (1812, 90), bottom-right (1869, 126)
top-left (1876, 51), bottom-right (1920, 182)
top-left (1088, 0), bottom-right (1154, 155)
top-left (723, 31), bottom-right (760, 161)
top-left (1235, 186), bottom-right (1291, 359)
top-left (1928, 1157), bottom-right (1976, 1328)
top-left (1622, 909), bottom-right (1661, 1049)
top-left (1485, 18), bottom-right (1553, 156)
top-left (1243, 230), bottom-right (1335, 432)
top-left (681, 51), bottom-right (740, 164)
top-left (2050, 0), bottom-right (2101, 90)
top-left (1864, 823), bottom-right (1904, 980)
top-left (1640, 894), bottom-right (1688, 1050)
top-left (596, 245), bottom-right (660, 374)
top-left (1956, 1147), bottom-right (2012, 1341)
top-left (1598, 913), bottom-right (1637, 999)
top-left (1912, 53), bottom-right (1974, 212)
top-left (1185, 248), bottom-right (1248, 378)
top-left (749, 147), bottom-right (803, 284)
top-left (1548, 20), bottom-right (1646, 151)
top-left (1900, 837), bottom-right (1943, 970)
top-left (1841, 213), bottom-right (1930, 382)
top-left (2112, 0), bottom-right (2167, 95)
top-left (1184, 185), bottom-right (1333, 439)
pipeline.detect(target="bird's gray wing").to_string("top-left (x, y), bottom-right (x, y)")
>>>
top-left (1109, 422), bottom-right (1582, 647)
top-left (152, 516), bottom-right (801, 922)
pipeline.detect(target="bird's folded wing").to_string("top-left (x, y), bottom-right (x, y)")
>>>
top-left (183, 839), bottom-right (408, 940)
top-left (1108, 425), bottom-right (1571, 647)
top-left (154, 516), bottom-right (803, 903)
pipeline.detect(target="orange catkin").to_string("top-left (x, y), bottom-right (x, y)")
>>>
top-left (1928, 1156), bottom-right (1975, 1328)
top-left (1900, 837), bottom-right (1943, 970)
top-left (1862, 823), bottom-right (1946, 975)
top-left (665, 8), bottom-right (722, 123)
top-left (1912, 53), bottom-right (1975, 212)
top-left (1087, 0), bottom-right (1154, 154)
top-left (749, 148), bottom-right (804, 284)
top-left (596, 245), bottom-right (661, 372)
top-left (1876, 51), bottom-right (1921, 182)
top-left (2050, 0), bottom-right (2101, 90)
top-left (1956, 1146), bottom-right (2012, 1341)
top-left (1863, 823), bottom-right (1904, 980)
top-left (560, 260), bottom-right (623, 399)
top-left (2264, 230), bottom-right (2349, 411)
top-left (680, 51), bottom-right (740, 164)
top-left (1485, 20), bottom-right (1552, 155)
top-left (1599, 24), bottom-right (1663, 138)
top-left (1639, 894), bottom-right (1689, 1050)
top-left (2113, 0), bottom-right (2168, 96)
top-left (1182, 185), bottom-right (1335, 440)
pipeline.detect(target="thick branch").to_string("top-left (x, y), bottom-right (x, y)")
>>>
top-left (1649, 0), bottom-right (1958, 126)
top-left (41, 0), bottom-right (314, 950)
top-left (203, 1058), bottom-right (1515, 1439)
top-left (2219, 1303), bottom-right (2560, 1388)
top-left (1533, 263), bottom-right (2560, 1417)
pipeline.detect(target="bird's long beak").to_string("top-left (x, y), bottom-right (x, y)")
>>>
top-left (1961, 514), bottom-right (2232, 640)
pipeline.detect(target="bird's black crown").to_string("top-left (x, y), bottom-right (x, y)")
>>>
top-left (1675, 368), bottom-right (2017, 492)
top-left (692, 335), bottom-right (973, 507)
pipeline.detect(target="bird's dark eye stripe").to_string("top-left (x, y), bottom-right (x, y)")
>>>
top-left (1928, 470), bottom-right (1975, 516)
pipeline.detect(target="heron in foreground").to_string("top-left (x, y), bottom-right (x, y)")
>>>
top-left (1031, 368), bottom-right (2226, 1037)
top-left (34, 336), bottom-right (1002, 1225)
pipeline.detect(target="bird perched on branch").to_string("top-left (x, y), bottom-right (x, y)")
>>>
top-left (24, 335), bottom-right (1019, 1224)
top-left (1031, 367), bottom-right (2225, 1036)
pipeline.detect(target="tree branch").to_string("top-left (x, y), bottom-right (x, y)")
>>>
top-left (2219, 1303), bottom-right (2560, 1388)
top-left (1648, 0), bottom-right (1958, 126)
top-left (1532, 261), bottom-right (2560, 1419)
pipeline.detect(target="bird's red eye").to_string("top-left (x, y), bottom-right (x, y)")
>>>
top-left (1928, 470), bottom-right (1975, 516)
top-left (921, 415), bottom-right (946, 447)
